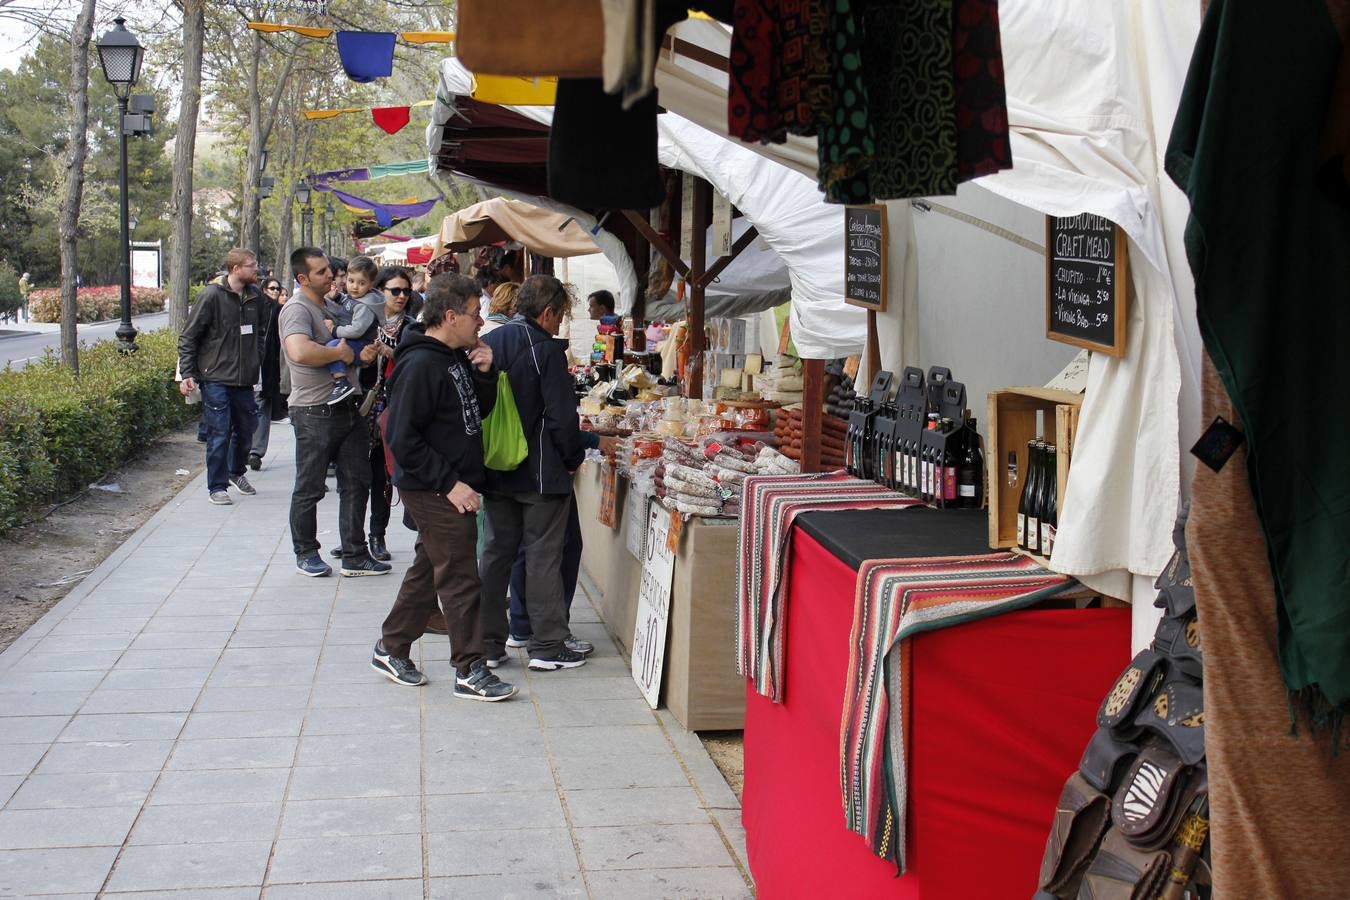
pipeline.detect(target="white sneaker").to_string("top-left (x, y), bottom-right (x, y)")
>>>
top-left (484, 653), bottom-right (509, 669)
top-left (505, 635), bottom-right (529, 649)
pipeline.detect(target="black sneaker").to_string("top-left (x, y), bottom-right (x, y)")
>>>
top-left (329, 547), bottom-right (343, 558)
top-left (247, 453), bottom-right (262, 471)
top-left (528, 646), bottom-right (588, 671)
top-left (564, 635), bottom-right (595, 656)
top-left (327, 378), bottom-right (356, 405)
top-left (296, 554), bottom-right (332, 577)
top-left (454, 659), bottom-right (517, 701)
top-left (371, 640), bottom-right (427, 686)
top-left (341, 556), bottom-right (392, 577)
top-left (369, 536), bottom-right (391, 561)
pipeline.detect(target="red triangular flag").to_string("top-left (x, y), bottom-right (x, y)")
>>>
top-left (371, 106), bottom-right (411, 135)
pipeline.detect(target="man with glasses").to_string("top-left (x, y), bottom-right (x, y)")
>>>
top-left (248, 277), bottom-right (287, 471)
top-left (281, 247), bottom-right (391, 578)
top-left (178, 248), bottom-right (264, 506)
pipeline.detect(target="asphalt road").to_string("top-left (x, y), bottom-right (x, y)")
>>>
top-left (0, 312), bottom-right (171, 369)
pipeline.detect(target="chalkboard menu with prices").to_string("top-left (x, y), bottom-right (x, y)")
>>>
top-left (1045, 214), bottom-right (1129, 356)
top-left (845, 204), bottom-right (888, 311)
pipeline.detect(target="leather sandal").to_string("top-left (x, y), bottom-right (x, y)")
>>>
top-left (1038, 772), bottom-right (1113, 898)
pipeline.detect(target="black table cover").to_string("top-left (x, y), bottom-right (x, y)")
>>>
top-left (794, 507), bottom-right (990, 571)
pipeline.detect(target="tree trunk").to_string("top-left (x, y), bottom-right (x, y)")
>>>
top-left (239, 30), bottom-right (263, 253)
top-left (168, 0), bottom-right (204, 333)
top-left (57, 0), bottom-right (97, 374)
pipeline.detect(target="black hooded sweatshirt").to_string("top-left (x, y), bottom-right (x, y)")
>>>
top-left (382, 331), bottom-right (497, 495)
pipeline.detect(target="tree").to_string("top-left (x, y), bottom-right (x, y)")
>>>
top-left (168, 0), bottom-right (203, 332)
top-left (57, 0), bottom-right (96, 373)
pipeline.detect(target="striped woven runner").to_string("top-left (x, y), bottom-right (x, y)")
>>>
top-left (735, 472), bottom-right (920, 701)
top-left (839, 553), bottom-right (1077, 867)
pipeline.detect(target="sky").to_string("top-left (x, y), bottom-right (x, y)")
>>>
top-left (0, 20), bottom-right (41, 72)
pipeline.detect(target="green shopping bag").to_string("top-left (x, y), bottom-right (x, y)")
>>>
top-left (481, 370), bottom-right (528, 471)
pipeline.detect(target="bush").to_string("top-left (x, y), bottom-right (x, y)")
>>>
top-left (28, 285), bottom-right (167, 324)
top-left (0, 329), bottom-right (196, 530)
top-left (0, 264), bottom-right (20, 318)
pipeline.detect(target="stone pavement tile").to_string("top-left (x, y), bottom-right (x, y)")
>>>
top-left (296, 733), bottom-right (420, 769)
top-left (0, 805), bottom-right (141, 849)
top-left (423, 754), bottom-right (556, 797)
top-left (35, 739), bottom-right (175, 774)
top-left (301, 704), bottom-right (420, 736)
top-left (236, 613), bottom-right (323, 631)
top-left (6, 771), bottom-right (158, 809)
top-left (0, 669), bottom-right (107, 694)
top-left (574, 822), bottom-right (736, 871)
top-left (195, 685), bottom-right (311, 712)
top-left (128, 801), bottom-right (282, 845)
top-left (167, 736), bottom-right (299, 770)
top-left (310, 681), bottom-right (421, 709)
top-left (106, 840), bottom-right (272, 892)
top-left (709, 812), bottom-right (750, 873)
top-left (47, 618), bottom-right (144, 637)
top-left (267, 833), bottom-right (424, 884)
top-left (0, 776), bottom-right (20, 806)
top-left (264, 879), bottom-right (423, 899)
top-left (22, 649), bottom-right (124, 671)
top-left (81, 686), bottom-right (202, 714)
top-left (245, 595), bottom-right (333, 615)
top-left (140, 615), bottom-right (242, 634)
top-left (207, 665), bottom-right (308, 689)
top-left (426, 827), bottom-right (579, 878)
top-left (158, 596), bottom-right (251, 618)
top-left (653, 710), bottom-right (741, 812)
top-left (586, 867), bottom-right (753, 900)
top-left (312, 657), bottom-right (382, 685)
top-left (0, 845), bottom-right (120, 895)
top-left (546, 724), bottom-right (669, 758)
top-left (287, 763), bottom-right (421, 802)
top-left (114, 648), bottom-right (224, 670)
top-left (563, 786), bottom-right (710, 828)
top-left (2, 714), bottom-right (70, 743)
top-left (325, 627), bottom-right (382, 646)
top-left (219, 647), bottom-right (321, 668)
top-left (33, 633), bottom-right (136, 652)
top-left (105, 889), bottom-right (259, 899)
top-left (424, 790), bottom-right (566, 832)
top-left (278, 796), bottom-right (421, 839)
top-left (229, 629), bottom-right (327, 649)
top-left (149, 768), bottom-right (291, 806)
top-left (541, 656), bottom-right (631, 679)
top-left (525, 675), bottom-right (645, 701)
top-left (101, 667), bottom-right (213, 692)
top-left (130, 631), bottom-right (234, 651)
top-left (427, 873), bottom-right (586, 899)
top-left (181, 709), bottom-right (306, 740)
top-left (423, 725), bottom-right (548, 761)
top-left (535, 697), bottom-right (657, 728)
top-left (0, 689), bottom-right (92, 716)
top-left (552, 752), bottom-right (689, 791)
top-left (0, 741), bottom-right (52, 776)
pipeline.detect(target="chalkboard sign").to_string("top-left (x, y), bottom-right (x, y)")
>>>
top-left (845, 204), bottom-right (888, 311)
top-left (1045, 214), bottom-right (1129, 356)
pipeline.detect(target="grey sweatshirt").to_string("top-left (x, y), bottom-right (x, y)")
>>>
top-left (335, 290), bottom-right (386, 340)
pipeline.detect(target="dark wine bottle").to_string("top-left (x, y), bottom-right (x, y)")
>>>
top-left (1042, 444), bottom-right (1059, 555)
top-left (939, 418), bottom-right (957, 506)
top-left (1026, 441), bottom-right (1045, 555)
top-left (958, 420), bottom-right (983, 509)
top-left (1016, 439), bottom-right (1036, 550)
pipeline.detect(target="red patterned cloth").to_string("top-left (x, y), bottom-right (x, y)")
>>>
top-left (952, 0), bottom-right (1013, 181)
top-left (735, 472), bottom-right (920, 701)
top-left (728, 0), bottom-right (779, 142)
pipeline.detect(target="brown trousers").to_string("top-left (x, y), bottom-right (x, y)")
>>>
top-left (381, 488), bottom-right (484, 674)
top-left (1188, 355), bottom-right (1350, 898)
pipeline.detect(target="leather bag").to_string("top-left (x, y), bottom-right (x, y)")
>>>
top-left (456, 0), bottom-right (603, 78)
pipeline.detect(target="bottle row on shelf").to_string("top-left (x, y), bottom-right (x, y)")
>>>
top-left (1015, 438), bottom-right (1059, 556)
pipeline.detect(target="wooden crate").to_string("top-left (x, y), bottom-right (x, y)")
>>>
top-left (987, 387), bottom-right (1084, 549)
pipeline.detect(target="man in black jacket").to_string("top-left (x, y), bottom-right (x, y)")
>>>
top-left (372, 273), bottom-right (516, 701)
top-left (479, 275), bottom-right (591, 672)
top-left (178, 248), bottom-right (263, 505)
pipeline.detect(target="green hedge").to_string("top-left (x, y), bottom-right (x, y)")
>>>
top-left (0, 329), bottom-right (197, 530)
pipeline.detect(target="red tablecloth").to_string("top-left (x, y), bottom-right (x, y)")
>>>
top-left (743, 527), bottom-right (1130, 900)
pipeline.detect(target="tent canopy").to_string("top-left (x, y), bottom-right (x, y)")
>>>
top-left (437, 197), bottom-right (603, 257)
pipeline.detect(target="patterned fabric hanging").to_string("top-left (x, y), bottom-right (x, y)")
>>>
top-left (952, 0), bottom-right (1012, 182)
top-left (816, 0), bottom-right (874, 204)
top-left (727, 0), bottom-right (779, 142)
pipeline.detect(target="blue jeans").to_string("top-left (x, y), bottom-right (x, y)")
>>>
top-left (507, 494), bottom-right (582, 640)
top-left (326, 337), bottom-right (368, 377)
top-left (201, 382), bottom-right (257, 494)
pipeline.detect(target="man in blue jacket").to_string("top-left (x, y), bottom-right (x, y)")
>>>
top-left (479, 275), bottom-right (592, 672)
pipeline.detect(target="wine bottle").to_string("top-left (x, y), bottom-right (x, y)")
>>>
top-left (1016, 439), bottom-right (1035, 549)
top-left (940, 419), bottom-right (957, 507)
top-left (1026, 441), bottom-right (1044, 555)
top-left (893, 408), bottom-right (909, 493)
top-left (958, 420), bottom-right (984, 509)
top-left (1042, 444), bottom-right (1059, 555)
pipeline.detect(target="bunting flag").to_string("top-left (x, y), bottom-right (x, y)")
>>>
top-left (352, 216), bottom-right (410, 239)
top-left (471, 74), bottom-right (558, 106)
top-left (308, 160), bottom-right (431, 187)
top-left (341, 195), bottom-right (418, 215)
top-left (330, 187), bottom-right (442, 227)
top-left (335, 31), bottom-right (396, 82)
top-left (247, 23), bottom-right (454, 44)
top-left (368, 159), bottom-right (431, 179)
top-left (371, 105), bottom-right (411, 134)
top-left (310, 167), bottom-right (369, 188)
top-left (303, 100), bottom-right (434, 122)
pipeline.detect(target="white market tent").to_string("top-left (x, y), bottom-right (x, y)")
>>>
top-left (366, 235), bottom-right (436, 265)
top-left (428, 0), bottom-right (1206, 646)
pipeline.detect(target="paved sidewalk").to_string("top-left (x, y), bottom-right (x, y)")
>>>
top-left (0, 427), bottom-right (750, 898)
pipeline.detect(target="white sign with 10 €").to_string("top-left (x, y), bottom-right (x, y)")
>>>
top-left (631, 503), bottom-right (676, 708)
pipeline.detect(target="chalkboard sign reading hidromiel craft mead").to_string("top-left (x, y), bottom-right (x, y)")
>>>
top-left (845, 204), bottom-right (888, 311)
top-left (1045, 214), bottom-right (1129, 357)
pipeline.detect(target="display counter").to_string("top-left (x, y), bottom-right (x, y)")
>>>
top-left (574, 462), bottom-right (745, 731)
top-left (743, 507), bottom-right (1130, 898)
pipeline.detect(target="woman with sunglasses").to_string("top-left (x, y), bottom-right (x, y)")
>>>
top-left (361, 266), bottom-right (417, 562)
top-left (248, 276), bottom-right (288, 471)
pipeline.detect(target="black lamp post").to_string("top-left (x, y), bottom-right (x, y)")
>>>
top-left (96, 17), bottom-right (144, 354)
top-left (296, 181), bottom-right (313, 246)
top-left (324, 197), bottom-right (336, 253)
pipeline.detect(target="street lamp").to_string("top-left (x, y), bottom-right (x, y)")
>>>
top-left (296, 181), bottom-right (313, 246)
top-left (324, 196), bottom-right (336, 252)
top-left (97, 17), bottom-right (144, 353)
